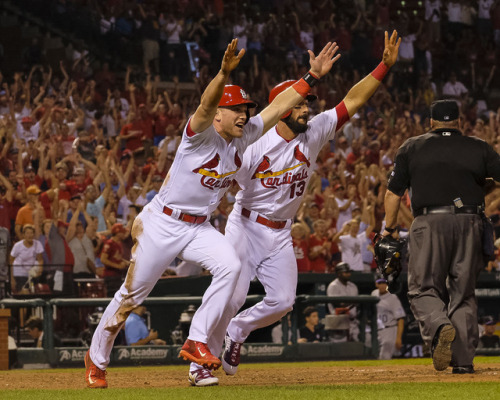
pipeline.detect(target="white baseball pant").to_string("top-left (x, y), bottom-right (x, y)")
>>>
top-left (89, 204), bottom-right (242, 370)
top-left (378, 326), bottom-right (398, 359)
top-left (190, 206), bottom-right (296, 373)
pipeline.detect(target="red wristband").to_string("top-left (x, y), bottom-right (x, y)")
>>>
top-left (371, 62), bottom-right (389, 81)
top-left (292, 78), bottom-right (311, 98)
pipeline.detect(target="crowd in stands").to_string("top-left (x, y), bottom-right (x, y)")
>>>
top-left (2, 0), bottom-right (500, 300)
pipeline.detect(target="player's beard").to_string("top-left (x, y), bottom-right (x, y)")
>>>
top-left (283, 114), bottom-right (308, 134)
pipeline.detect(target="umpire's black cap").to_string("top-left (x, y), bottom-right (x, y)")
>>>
top-left (431, 100), bottom-right (459, 122)
top-left (335, 262), bottom-right (352, 273)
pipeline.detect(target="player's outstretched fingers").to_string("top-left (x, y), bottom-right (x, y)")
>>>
top-left (390, 30), bottom-right (397, 45)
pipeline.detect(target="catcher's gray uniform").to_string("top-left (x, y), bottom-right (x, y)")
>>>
top-left (327, 278), bottom-right (359, 341)
top-left (371, 288), bottom-right (405, 359)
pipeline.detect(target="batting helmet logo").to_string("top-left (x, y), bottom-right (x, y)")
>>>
top-left (218, 85), bottom-right (257, 108)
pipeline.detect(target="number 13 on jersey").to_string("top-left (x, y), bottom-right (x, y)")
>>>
top-left (289, 181), bottom-right (306, 199)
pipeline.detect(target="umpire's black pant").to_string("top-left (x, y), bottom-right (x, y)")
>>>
top-left (408, 213), bottom-right (483, 367)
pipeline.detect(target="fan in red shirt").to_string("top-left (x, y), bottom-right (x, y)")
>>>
top-left (321, 204), bottom-right (341, 271)
top-left (292, 222), bottom-right (310, 272)
top-left (23, 165), bottom-right (43, 189)
top-left (0, 172), bottom-right (14, 230)
top-left (100, 223), bottom-right (129, 294)
top-left (153, 101), bottom-right (170, 146)
top-left (166, 103), bottom-right (186, 130)
top-left (308, 219), bottom-right (332, 273)
top-left (120, 111), bottom-right (145, 152)
top-left (345, 139), bottom-right (364, 173)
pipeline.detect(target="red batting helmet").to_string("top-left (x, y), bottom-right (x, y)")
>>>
top-left (268, 80), bottom-right (317, 119)
top-left (218, 85), bottom-right (257, 108)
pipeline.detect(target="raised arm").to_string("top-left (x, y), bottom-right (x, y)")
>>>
top-left (151, 94), bottom-right (163, 114)
top-left (259, 42), bottom-right (340, 133)
top-left (383, 189), bottom-right (402, 234)
top-left (100, 159), bottom-right (113, 201)
top-left (129, 83), bottom-right (137, 112)
top-left (42, 66), bottom-right (53, 91)
top-left (145, 74), bottom-right (153, 110)
top-left (66, 201), bottom-right (83, 243)
top-left (342, 30), bottom-right (401, 117)
top-left (59, 60), bottom-right (70, 91)
top-left (76, 153), bottom-right (98, 175)
top-left (0, 171), bottom-right (13, 202)
top-left (37, 144), bottom-right (49, 178)
top-left (141, 166), bottom-right (155, 199)
top-left (190, 39), bottom-right (245, 133)
top-left (332, 221), bottom-right (349, 243)
top-left (125, 66), bottom-right (131, 92)
top-left (364, 205), bottom-right (376, 238)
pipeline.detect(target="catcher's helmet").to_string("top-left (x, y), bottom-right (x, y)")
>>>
top-left (268, 80), bottom-right (317, 119)
top-left (373, 234), bottom-right (407, 293)
top-left (218, 85), bottom-right (257, 108)
top-left (335, 262), bottom-right (352, 274)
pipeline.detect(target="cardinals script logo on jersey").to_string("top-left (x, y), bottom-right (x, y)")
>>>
top-left (192, 151), bottom-right (242, 190)
top-left (252, 146), bottom-right (310, 192)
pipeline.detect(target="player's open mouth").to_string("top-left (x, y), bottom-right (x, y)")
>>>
top-left (235, 123), bottom-right (244, 129)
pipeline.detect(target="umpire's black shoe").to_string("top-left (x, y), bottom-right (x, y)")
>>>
top-left (452, 365), bottom-right (475, 374)
top-left (431, 324), bottom-right (456, 371)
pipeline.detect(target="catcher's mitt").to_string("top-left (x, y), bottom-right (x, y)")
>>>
top-left (373, 233), bottom-right (407, 293)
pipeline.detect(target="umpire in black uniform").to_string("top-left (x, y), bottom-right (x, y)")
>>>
top-left (382, 100), bottom-right (500, 374)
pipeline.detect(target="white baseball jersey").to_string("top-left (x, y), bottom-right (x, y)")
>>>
top-left (234, 105), bottom-right (348, 220)
top-left (371, 289), bottom-right (406, 328)
top-left (339, 233), bottom-right (366, 271)
top-left (151, 115), bottom-right (264, 215)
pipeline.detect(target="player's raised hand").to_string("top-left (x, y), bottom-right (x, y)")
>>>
top-left (308, 42), bottom-right (341, 78)
top-left (221, 39), bottom-right (245, 75)
top-left (382, 30), bottom-right (401, 68)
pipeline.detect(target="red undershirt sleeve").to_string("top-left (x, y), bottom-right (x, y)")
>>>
top-left (185, 117), bottom-right (197, 137)
top-left (334, 101), bottom-right (350, 132)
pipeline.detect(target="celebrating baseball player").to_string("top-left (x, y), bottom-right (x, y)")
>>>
top-left (203, 31), bottom-right (401, 378)
top-left (85, 38), bottom-right (340, 389)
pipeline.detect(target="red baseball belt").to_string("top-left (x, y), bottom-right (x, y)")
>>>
top-left (241, 208), bottom-right (287, 229)
top-left (163, 206), bottom-right (207, 224)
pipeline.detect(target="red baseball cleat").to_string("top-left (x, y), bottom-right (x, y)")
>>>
top-left (85, 350), bottom-right (108, 389)
top-left (179, 339), bottom-right (222, 370)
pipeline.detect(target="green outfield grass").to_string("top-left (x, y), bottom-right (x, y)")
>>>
top-left (2, 383), bottom-right (499, 400)
top-left (2, 358), bottom-right (499, 400)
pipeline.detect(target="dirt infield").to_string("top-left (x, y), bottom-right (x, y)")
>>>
top-left (2, 362), bottom-right (500, 389)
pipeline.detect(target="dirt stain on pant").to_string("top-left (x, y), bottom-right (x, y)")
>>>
top-left (104, 217), bottom-right (144, 334)
top-left (124, 217), bottom-right (143, 292)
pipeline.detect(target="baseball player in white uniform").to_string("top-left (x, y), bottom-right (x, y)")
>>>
top-left (371, 277), bottom-right (406, 359)
top-left (85, 39), bottom-right (340, 389)
top-left (215, 31), bottom-right (401, 377)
